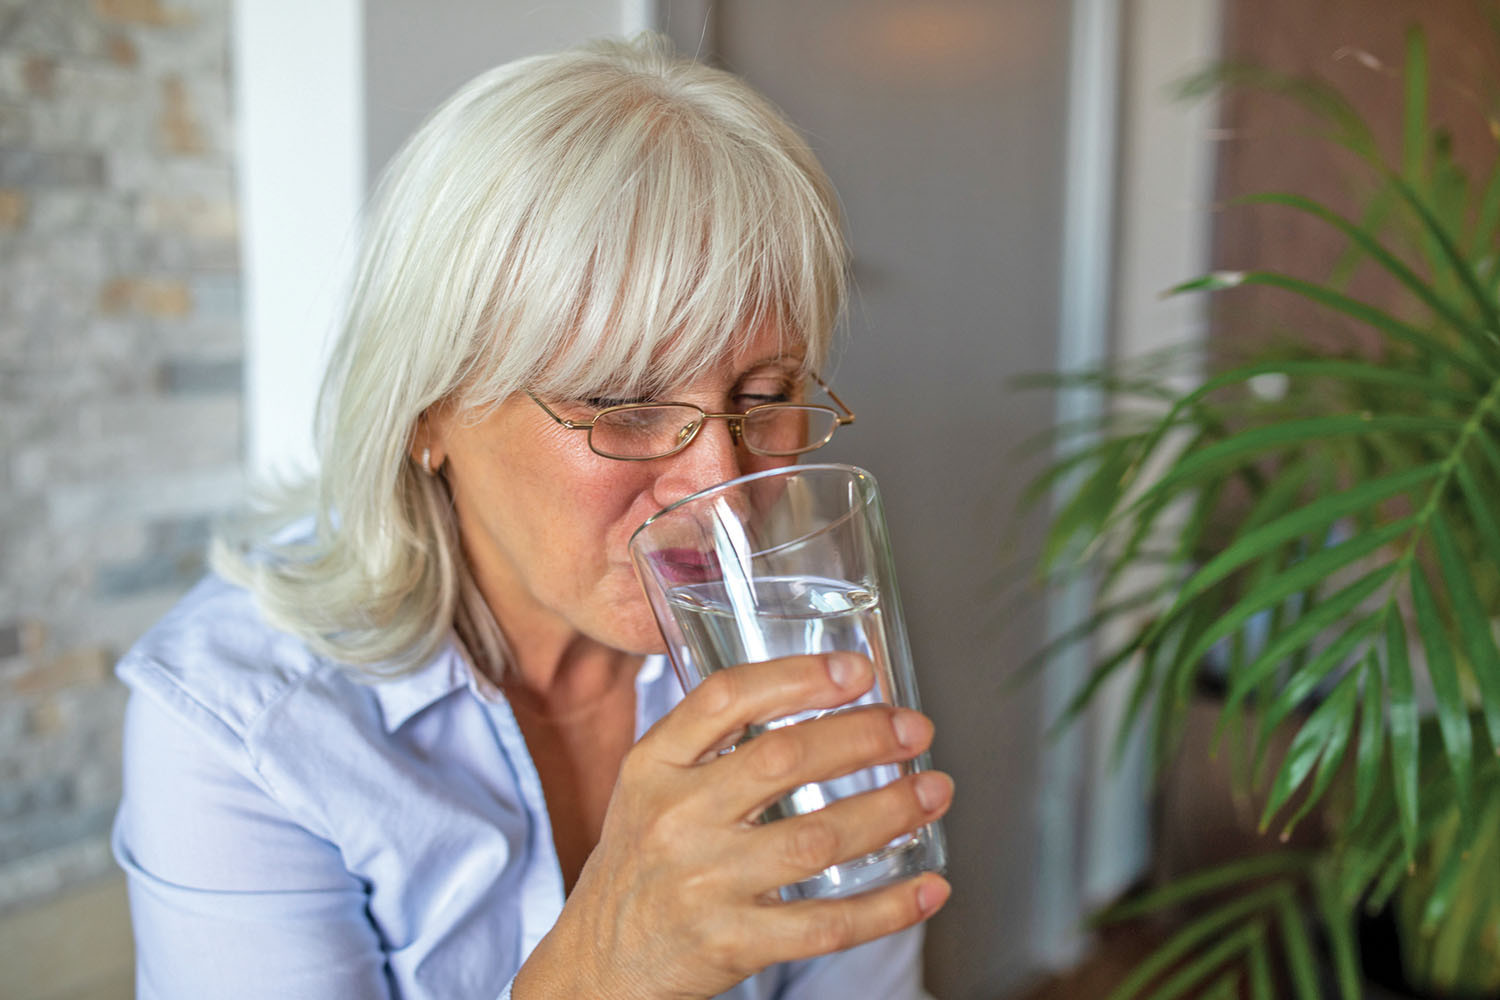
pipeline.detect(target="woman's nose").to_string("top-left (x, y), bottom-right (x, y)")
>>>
top-left (651, 418), bottom-right (745, 509)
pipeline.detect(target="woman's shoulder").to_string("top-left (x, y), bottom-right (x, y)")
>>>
top-left (117, 572), bottom-right (358, 753)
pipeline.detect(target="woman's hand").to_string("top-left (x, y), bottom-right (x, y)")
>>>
top-left (511, 652), bottom-right (953, 1000)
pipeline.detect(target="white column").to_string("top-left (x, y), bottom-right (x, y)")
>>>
top-left (620, 0), bottom-right (660, 35)
top-left (1079, 0), bottom-right (1224, 908)
top-left (1036, 0), bottom-right (1226, 969)
top-left (232, 0), bottom-right (366, 480)
top-left (1035, 0), bottom-right (1124, 970)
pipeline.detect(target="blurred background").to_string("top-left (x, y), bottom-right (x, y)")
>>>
top-left (0, 0), bottom-right (1485, 998)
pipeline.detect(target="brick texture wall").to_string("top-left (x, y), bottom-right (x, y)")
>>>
top-left (0, 0), bottom-right (241, 912)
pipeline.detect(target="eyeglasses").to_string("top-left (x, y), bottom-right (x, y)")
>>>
top-left (526, 373), bottom-right (856, 461)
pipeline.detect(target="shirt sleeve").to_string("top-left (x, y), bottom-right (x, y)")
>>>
top-left (776, 925), bottom-right (931, 1000)
top-left (113, 687), bottom-right (396, 1000)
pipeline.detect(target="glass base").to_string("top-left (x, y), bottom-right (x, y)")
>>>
top-left (778, 824), bottom-right (946, 901)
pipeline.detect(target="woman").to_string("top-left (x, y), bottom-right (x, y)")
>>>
top-left (112, 35), bottom-right (953, 999)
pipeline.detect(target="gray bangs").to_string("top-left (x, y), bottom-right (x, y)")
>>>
top-left (458, 50), bottom-right (848, 407)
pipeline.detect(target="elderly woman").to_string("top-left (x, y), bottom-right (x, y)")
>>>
top-left (112, 35), bottom-right (952, 1000)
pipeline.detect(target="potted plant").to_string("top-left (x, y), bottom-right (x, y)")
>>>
top-left (1024, 25), bottom-right (1500, 999)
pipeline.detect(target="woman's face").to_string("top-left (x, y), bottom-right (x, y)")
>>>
top-left (428, 325), bottom-right (802, 658)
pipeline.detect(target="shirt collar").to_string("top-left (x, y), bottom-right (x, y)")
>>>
top-left (637, 651), bottom-right (668, 686)
top-left (369, 639), bottom-right (674, 734)
top-left (370, 635), bottom-right (472, 733)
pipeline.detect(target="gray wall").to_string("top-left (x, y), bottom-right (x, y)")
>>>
top-left (364, 0), bottom-right (623, 181)
top-left (693, 3), bottom-right (1074, 996)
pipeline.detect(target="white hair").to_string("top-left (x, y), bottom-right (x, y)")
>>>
top-left (213, 34), bottom-right (850, 676)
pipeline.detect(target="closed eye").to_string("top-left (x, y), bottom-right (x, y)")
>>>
top-left (585, 396), bottom-right (651, 410)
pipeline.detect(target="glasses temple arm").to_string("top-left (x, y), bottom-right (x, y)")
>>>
top-left (813, 374), bottom-right (856, 426)
top-left (526, 391), bottom-right (595, 430)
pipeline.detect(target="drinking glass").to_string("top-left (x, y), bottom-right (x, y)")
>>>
top-left (629, 463), bottom-right (946, 900)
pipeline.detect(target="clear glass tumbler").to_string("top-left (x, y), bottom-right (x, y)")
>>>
top-left (629, 463), bottom-right (947, 900)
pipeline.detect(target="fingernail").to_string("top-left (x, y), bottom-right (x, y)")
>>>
top-left (827, 653), bottom-right (867, 689)
top-left (892, 710), bottom-right (932, 749)
top-left (914, 772), bottom-right (951, 812)
top-left (918, 877), bottom-right (951, 915)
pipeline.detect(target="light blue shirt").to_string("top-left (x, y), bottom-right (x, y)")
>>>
top-left (112, 574), bottom-right (928, 999)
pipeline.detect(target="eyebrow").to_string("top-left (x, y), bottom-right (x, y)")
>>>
top-left (737, 355), bottom-right (807, 374)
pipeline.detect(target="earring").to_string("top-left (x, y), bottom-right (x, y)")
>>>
top-left (421, 447), bottom-right (432, 476)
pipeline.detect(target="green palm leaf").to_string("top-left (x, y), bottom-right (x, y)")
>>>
top-left (1418, 829), bottom-right (1467, 934)
top-left (1200, 970), bottom-right (1242, 1000)
top-left (1256, 615), bottom-right (1383, 772)
top-left (1010, 583), bottom-right (1172, 686)
top-left (1169, 270), bottom-right (1493, 378)
top-left (1170, 464), bottom-right (1440, 613)
top-left (1365, 767), bottom-right (1464, 913)
top-left (1353, 823), bottom-right (1409, 912)
top-left (1141, 924), bottom-right (1267, 1000)
top-left (1240, 191), bottom-right (1489, 347)
top-left (1420, 785), bottom-right (1500, 990)
top-left (1386, 608), bottom-right (1422, 861)
top-left (1049, 635), bottom-right (1149, 736)
top-left (1126, 417), bottom-right (1461, 522)
top-left (1331, 187), bottom-right (1397, 288)
top-left (1275, 893), bottom-right (1323, 1000)
top-left (1411, 566), bottom-right (1476, 836)
top-left (1350, 649), bottom-right (1387, 827)
top-left (1261, 665), bottom-right (1362, 837)
top-left (1383, 167), bottom-right (1500, 349)
top-left (1473, 424), bottom-right (1500, 480)
top-left (1206, 539), bottom-right (1406, 711)
top-left (1044, 445), bottom-right (1139, 567)
top-left (1454, 462), bottom-right (1500, 572)
top-left (1018, 432), bottom-right (1146, 513)
top-left (1099, 886), bottom-right (1285, 1000)
top-left (1430, 511), bottom-right (1500, 754)
top-left (1313, 860), bottom-right (1364, 1000)
top-left (1173, 62), bottom-right (1379, 161)
top-left (1469, 153), bottom-right (1500, 254)
top-left (1401, 26), bottom-right (1428, 184)
top-left (1247, 935), bottom-right (1276, 1000)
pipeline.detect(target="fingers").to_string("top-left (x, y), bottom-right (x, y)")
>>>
top-left (642, 653), bottom-right (877, 766)
top-left (704, 704), bottom-right (934, 821)
top-left (739, 770), bottom-right (954, 893)
top-left (751, 874), bottom-right (952, 965)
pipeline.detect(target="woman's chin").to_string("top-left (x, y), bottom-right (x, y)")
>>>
top-left (594, 576), bottom-right (669, 655)
top-left (598, 608), bottom-right (669, 657)
top-left (623, 624), bottom-right (669, 657)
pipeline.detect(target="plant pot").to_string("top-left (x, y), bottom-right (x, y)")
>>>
top-left (1358, 906), bottom-right (1500, 1000)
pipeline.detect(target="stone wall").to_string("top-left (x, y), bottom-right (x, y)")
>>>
top-left (0, 0), bottom-right (241, 911)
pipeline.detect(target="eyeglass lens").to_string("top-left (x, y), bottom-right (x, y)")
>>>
top-left (589, 405), bottom-right (839, 459)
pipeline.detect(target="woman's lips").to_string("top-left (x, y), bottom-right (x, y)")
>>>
top-left (647, 547), bottom-right (721, 586)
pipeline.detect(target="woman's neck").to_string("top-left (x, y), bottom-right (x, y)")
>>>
top-left (500, 630), bottom-right (642, 721)
top-left (454, 534), bottom-right (644, 718)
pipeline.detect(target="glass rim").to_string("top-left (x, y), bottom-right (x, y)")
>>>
top-left (629, 462), bottom-right (877, 552)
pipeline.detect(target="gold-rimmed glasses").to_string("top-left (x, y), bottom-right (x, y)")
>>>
top-left (526, 374), bottom-right (856, 461)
